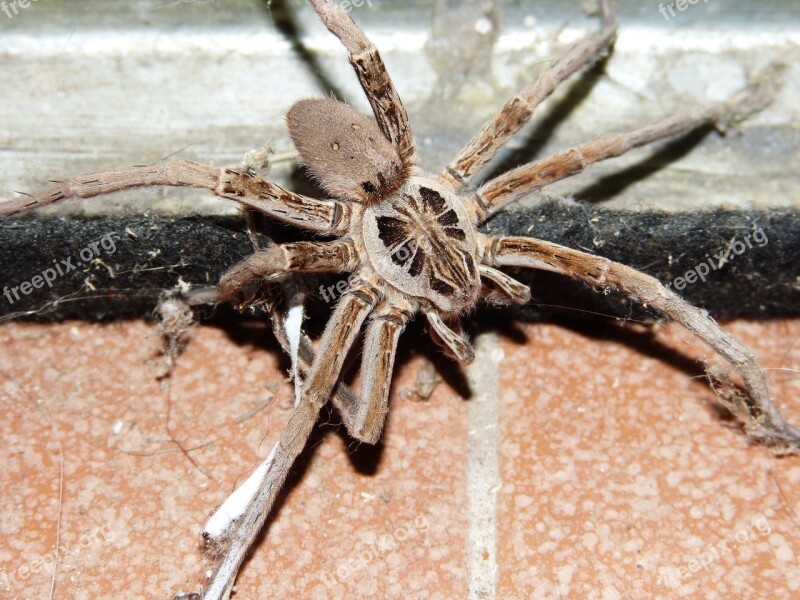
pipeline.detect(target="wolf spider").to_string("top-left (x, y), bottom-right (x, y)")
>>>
top-left (2, 0), bottom-right (799, 597)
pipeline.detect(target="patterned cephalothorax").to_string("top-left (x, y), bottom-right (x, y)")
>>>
top-left (2, 0), bottom-right (798, 597)
top-left (362, 176), bottom-right (480, 315)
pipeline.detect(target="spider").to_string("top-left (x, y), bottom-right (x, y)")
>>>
top-left (2, 0), bottom-right (799, 597)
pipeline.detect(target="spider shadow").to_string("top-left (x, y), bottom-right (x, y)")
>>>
top-left (201, 301), bottom-right (742, 576)
top-left (482, 302), bottom-right (708, 381)
top-left (260, 0), bottom-right (350, 103)
top-left (480, 305), bottom-right (744, 428)
top-left (478, 55), bottom-right (611, 186)
top-left (573, 125), bottom-right (714, 203)
top-left (476, 52), bottom-right (715, 202)
top-left (395, 318), bottom-right (474, 398)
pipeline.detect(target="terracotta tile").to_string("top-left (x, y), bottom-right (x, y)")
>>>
top-left (0, 320), bottom-right (468, 599)
top-left (1, 318), bottom-right (798, 599)
top-left (498, 320), bottom-right (800, 600)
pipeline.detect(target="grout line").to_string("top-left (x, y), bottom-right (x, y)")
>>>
top-left (466, 333), bottom-right (503, 600)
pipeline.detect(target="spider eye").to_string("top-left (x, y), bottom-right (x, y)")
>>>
top-left (286, 98), bottom-right (409, 204)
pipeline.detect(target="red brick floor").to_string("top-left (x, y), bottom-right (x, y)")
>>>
top-left (0, 318), bottom-right (798, 599)
top-left (497, 320), bottom-right (800, 599)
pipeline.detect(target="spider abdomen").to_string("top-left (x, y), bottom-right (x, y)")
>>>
top-left (287, 98), bottom-right (408, 205)
top-left (361, 176), bottom-right (480, 314)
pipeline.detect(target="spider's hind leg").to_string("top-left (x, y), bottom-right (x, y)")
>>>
top-left (218, 239), bottom-right (358, 302)
top-left (484, 235), bottom-right (800, 453)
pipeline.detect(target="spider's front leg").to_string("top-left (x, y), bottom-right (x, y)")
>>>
top-left (348, 300), bottom-right (414, 443)
top-left (270, 288), bottom-right (412, 445)
top-left (201, 281), bottom-right (379, 600)
top-left (269, 305), bottom-right (362, 426)
top-left (483, 235), bottom-right (800, 453)
top-left (217, 239), bottom-right (413, 443)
